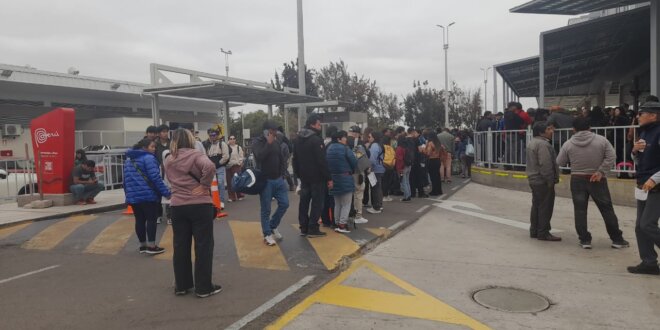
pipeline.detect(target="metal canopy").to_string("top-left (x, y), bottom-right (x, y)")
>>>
top-left (143, 81), bottom-right (322, 105)
top-left (511, 0), bottom-right (648, 15)
top-left (496, 7), bottom-right (650, 98)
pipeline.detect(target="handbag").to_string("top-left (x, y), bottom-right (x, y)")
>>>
top-left (465, 141), bottom-right (475, 157)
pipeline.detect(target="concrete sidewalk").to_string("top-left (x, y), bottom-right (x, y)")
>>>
top-left (268, 182), bottom-right (660, 329)
top-left (0, 190), bottom-right (125, 227)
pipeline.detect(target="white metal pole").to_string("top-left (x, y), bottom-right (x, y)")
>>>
top-left (493, 68), bottom-right (498, 113)
top-left (652, 0), bottom-right (660, 96)
top-left (297, 0), bottom-right (306, 132)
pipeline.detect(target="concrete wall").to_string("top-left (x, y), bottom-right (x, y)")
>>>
top-left (0, 130), bottom-right (32, 158)
top-left (471, 166), bottom-right (637, 207)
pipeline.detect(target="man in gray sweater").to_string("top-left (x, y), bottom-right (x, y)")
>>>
top-left (526, 122), bottom-right (561, 241)
top-left (557, 117), bottom-right (629, 249)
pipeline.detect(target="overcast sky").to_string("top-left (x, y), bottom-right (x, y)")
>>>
top-left (2, 0), bottom-right (574, 112)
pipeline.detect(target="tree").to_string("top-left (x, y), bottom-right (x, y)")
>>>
top-left (270, 60), bottom-right (319, 96)
top-left (229, 110), bottom-right (285, 144)
top-left (314, 60), bottom-right (379, 114)
top-left (371, 92), bottom-right (404, 129)
top-left (403, 80), bottom-right (445, 129)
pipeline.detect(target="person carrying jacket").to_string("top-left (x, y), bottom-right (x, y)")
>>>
top-left (202, 128), bottom-right (230, 206)
top-left (557, 117), bottom-right (629, 250)
top-left (526, 122), bottom-right (561, 242)
top-left (123, 138), bottom-right (171, 255)
top-left (326, 130), bottom-right (358, 233)
top-left (293, 114), bottom-right (331, 237)
top-left (366, 131), bottom-right (385, 214)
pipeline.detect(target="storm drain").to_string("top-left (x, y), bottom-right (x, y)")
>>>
top-left (472, 287), bottom-right (550, 313)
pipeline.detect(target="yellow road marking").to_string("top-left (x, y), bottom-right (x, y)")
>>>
top-left (495, 172), bottom-right (509, 177)
top-left (229, 221), bottom-right (289, 271)
top-left (512, 174), bottom-right (528, 179)
top-left (84, 216), bottom-right (134, 255)
top-left (267, 259), bottom-right (490, 330)
top-left (294, 224), bottom-right (360, 270)
top-left (0, 222), bottom-right (31, 240)
top-left (22, 215), bottom-right (96, 250)
top-left (480, 171), bottom-right (493, 175)
top-left (154, 225), bottom-right (174, 260)
top-left (366, 227), bottom-right (392, 239)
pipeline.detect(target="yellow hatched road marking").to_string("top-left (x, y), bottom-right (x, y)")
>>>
top-left (366, 227), bottom-right (392, 239)
top-left (267, 259), bottom-right (490, 330)
top-left (229, 221), bottom-right (289, 271)
top-left (22, 215), bottom-right (96, 250)
top-left (0, 222), bottom-right (31, 240)
top-left (293, 224), bottom-right (360, 270)
top-left (154, 225), bottom-right (174, 260)
top-left (84, 216), bottom-right (134, 255)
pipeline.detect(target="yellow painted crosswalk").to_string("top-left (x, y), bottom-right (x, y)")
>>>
top-left (84, 216), bottom-right (135, 255)
top-left (23, 215), bottom-right (96, 250)
top-left (230, 221), bottom-right (290, 271)
top-left (294, 224), bottom-right (360, 270)
top-left (0, 222), bottom-right (31, 240)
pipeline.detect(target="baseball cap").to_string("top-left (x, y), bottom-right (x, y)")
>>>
top-left (639, 101), bottom-right (660, 113)
top-left (263, 120), bottom-right (279, 130)
top-left (349, 125), bottom-right (361, 134)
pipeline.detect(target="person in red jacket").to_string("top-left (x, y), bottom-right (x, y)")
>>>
top-left (395, 136), bottom-right (412, 202)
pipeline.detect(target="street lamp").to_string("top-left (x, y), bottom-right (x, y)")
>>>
top-left (239, 111), bottom-right (245, 144)
top-left (481, 67), bottom-right (492, 114)
top-left (220, 48), bottom-right (232, 77)
top-left (437, 22), bottom-right (455, 128)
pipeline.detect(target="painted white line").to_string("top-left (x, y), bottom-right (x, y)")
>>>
top-left (388, 220), bottom-right (407, 231)
top-left (0, 265), bottom-right (61, 285)
top-left (451, 185), bottom-right (461, 191)
top-left (416, 205), bottom-right (430, 213)
top-left (433, 203), bottom-right (562, 233)
top-left (225, 275), bottom-right (315, 330)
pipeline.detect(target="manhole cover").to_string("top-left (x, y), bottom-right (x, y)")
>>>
top-left (472, 287), bottom-right (550, 313)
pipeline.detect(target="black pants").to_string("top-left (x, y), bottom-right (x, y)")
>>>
top-left (410, 164), bottom-right (425, 196)
top-left (635, 192), bottom-right (660, 265)
top-left (131, 202), bottom-right (160, 244)
top-left (427, 158), bottom-right (443, 195)
top-left (382, 168), bottom-right (396, 197)
top-left (299, 181), bottom-right (326, 231)
top-left (570, 177), bottom-right (623, 242)
top-left (171, 204), bottom-right (215, 294)
top-left (529, 183), bottom-right (555, 238)
top-left (370, 173), bottom-right (383, 210)
top-left (321, 191), bottom-right (335, 226)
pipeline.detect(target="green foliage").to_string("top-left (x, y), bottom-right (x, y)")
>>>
top-left (314, 60), bottom-right (379, 114)
top-left (403, 81), bottom-right (482, 130)
top-left (228, 110), bottom-right (285, 144)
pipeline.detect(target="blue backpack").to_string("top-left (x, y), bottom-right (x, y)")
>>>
top-left (231, 154), bottom-right (266, 195)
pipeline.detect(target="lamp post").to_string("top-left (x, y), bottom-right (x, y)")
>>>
top-left (481, 67), bottom-right (492, 114)
top-left (220, 48), bottom-right (232, 77)
top-left (437, 22), bottom-right (455, 128)
top-left (239, 111), bottom-right (245, 144)
top-left (297, 0), bottom-right (307, 132)
top-left (221, 48), bottom-right (232, 142)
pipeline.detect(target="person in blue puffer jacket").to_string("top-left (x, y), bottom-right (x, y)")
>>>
top-left (124, 138), bottom-right (171, 255)
top-left (326, 130), bottom-right (358, 233)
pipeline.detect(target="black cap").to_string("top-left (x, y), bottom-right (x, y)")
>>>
top-left (263, 120), bottom-right (279, 130)
top-left (349, 125), bottom-right (361, 134)
top-left (640, 101), bottom-right (660, 113)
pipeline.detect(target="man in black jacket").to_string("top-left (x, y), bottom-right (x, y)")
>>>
top-left (293, 114), bottom-right (332, 237)
top-left (252, 120), bottom-right (289, 247)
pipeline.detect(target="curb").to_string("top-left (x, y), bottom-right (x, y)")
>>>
top-left (0, 203), bottom-right (126, 229)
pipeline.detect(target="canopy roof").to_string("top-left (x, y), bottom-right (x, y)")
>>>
top-left (510, 0), bottom-right (648, 15)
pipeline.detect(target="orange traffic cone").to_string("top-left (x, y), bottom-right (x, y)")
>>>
top-left (123, 205), bottom-right (134, 215)
top-left (211, 178), bottom-right (228, 219)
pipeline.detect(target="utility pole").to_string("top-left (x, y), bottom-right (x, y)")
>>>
top-left (297, 0), bottom-right (306, 132)
top-left (437, 22), bottom-right (455, 128)
top-left (481, 67), bottom-right (492, 114)
top-left (221, 48), bottom-right (232, 141)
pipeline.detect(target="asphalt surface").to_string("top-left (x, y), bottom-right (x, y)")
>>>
top-left (0, 178), bottom-right (471, 329)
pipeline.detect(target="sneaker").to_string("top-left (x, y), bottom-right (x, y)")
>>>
top-left (354, 217), bottom-right (369, 224)
top-left (299, 227), bottom-right (308, 236)
top-left (264, 234), bottom-right (277, 246)
top-left (418, 193), bottom-right (430, 198)
top-left (611, 240), bottom-right (630, 249)
top-left (85, 198), bottom-right (97, 205)
top-left (335, 224), bottom-right (351, 233)
top-left (167, 218), bottom-right (172, 225)
top-left (366, 207), bottom-right (382, 214)
top-left (139, 246), bottom-right (147, 254)
top-left (382, 196), bottom-right (393, 202)
top-left (238, 197), bottom-right (245, 201)
top-left (272, 228), bottom-right (283, 241)
top-left (400, 198), bottom-right (411, 202)
top-left (156, 217), bottom-right (162, 224)
top-left (579, 241), bottom-right (592, 249)
top-left (228, 199), bottom-right (234, 203)
top-left (306, 229), bottom-right (327, 238)
top-left (627, 263), bottom-right (660, 275)
top-left (76, 200), bottom-right (87, 206)
top-left (175, 287), bottom-right (192, 296)
top-left (145, 246), bottom-right (165, 255)
top-left (537, 234), bottom-right (562, 242)
top-left (196, 284), bottom-right (223, 298)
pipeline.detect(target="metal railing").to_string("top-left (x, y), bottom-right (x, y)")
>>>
top-left (85, 152), bottom-right (127, 190)
top-left (0, 158), bottom-right (37, 203)
top-left (474, 125), bottom-right (638, 176)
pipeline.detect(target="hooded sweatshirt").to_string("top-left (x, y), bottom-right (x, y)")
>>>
top-left (556, 131), bottom-right (615, 175)
top-left (292, 128), bottom-right (330, 184)
top-left (164, 148), bottom-right (216, 206)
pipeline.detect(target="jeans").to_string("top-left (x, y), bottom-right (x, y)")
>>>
top-left (131, 202), bottom-right (160, 244)
top-left (635, 192), bottom-right (660, 265)
top-left (427, 158), bottom-right (443, 195)
top-left (401, 166), bottom-right (412, 199)
top-left (259, 178), bottom-right (289, 236)
top-left (215, 166), bottom-right (227, 204)
top-left (171, 203), bottom-right (215, 294)
top-left (298, 181), bottom-right (325, 232)
top-left (570, 176), bottom-right (624, 242)
top-left (334, 192), bottom-right (353, 225)
top-left (70, 183), bottom-right (104, 201)
top-left (529, 183), bottom-right (555, 238)
top-left (370, 173), bottom-right (384, 210)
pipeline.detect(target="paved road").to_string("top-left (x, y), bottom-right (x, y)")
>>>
top-left (0, 178), bottom-right (471, 329)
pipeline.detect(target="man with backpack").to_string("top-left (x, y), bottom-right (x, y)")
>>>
top-left (202, 127), bottom-right (229, 206)
top-left (382, 136), bottom-right (397, 202)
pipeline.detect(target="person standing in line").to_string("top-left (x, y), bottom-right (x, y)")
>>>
top-left (381, 136), bottom-right (397, 202)
top-left (293, 114), bottom-right (332, 237)
top-left (225, 135), bottom-right (245, 202)
top-left (627, 100), bottom-right (660, 275)
top-left (326, 130), bottom-right (358, 233)
top-left (557, 117), bottom-right (630, 249)
top-left (526, 122), bottom-right (561, 242)
top-left (347, 126), bottom-right (369, 224)
top-left (361, 127), bottom-right (374, 208)
top-left (202, 128), bottom-right (229, 207)
top-left (437, 128), bottom-right (455, 183)
top-left (395, 136), bottom-right (412, 202)
top-left (424, 132), bottom-right (445, 196)
top-left (124, 138), bottom-right (171, 254)
top-left (252, 120), bottom-right (290, 246)
top-left (164, 129), bottom-right (221, 298)
top-left (145, 125), bottom-right (158, 141)
top-left (366, 131), bottom-right (385, 214)
top-left (407, 128), bottom-right (428, 198)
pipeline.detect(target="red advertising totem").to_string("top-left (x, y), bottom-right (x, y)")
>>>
top-left (30, 108), bottom-right (76, 194)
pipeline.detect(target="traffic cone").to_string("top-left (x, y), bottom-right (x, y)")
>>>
top-left (211, 178), bottom-right (228, 219)
top-left (123, 205), bottom-right (134, 215)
